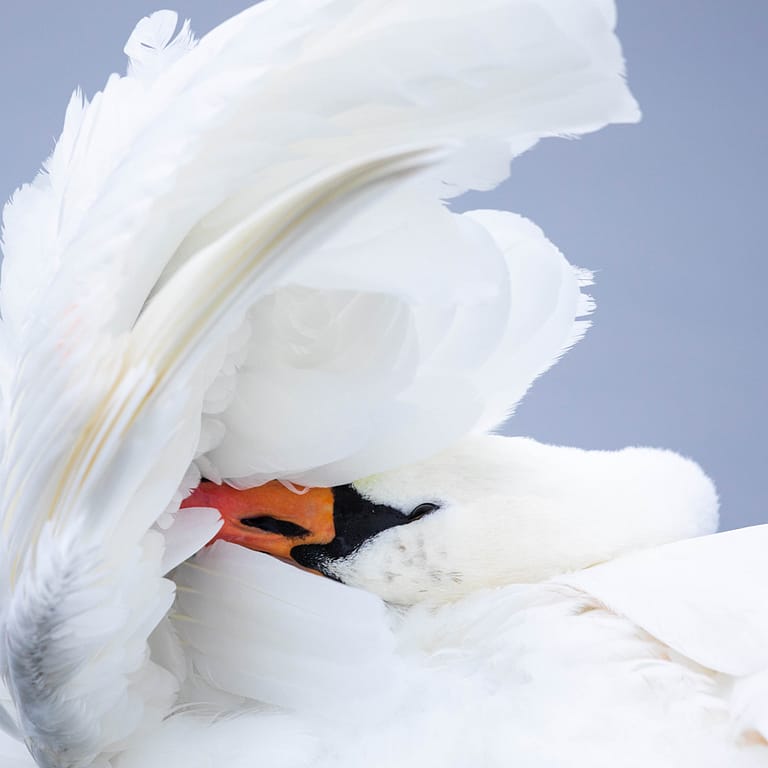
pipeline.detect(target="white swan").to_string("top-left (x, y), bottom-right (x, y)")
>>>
top-left (159, 435), bottom-right (768, 768)
top-left (0, 2), bottom-right (645, 766)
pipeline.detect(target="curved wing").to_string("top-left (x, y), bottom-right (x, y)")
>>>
top-left (0, 2), bottom-right (638, 764)
top-left (0, 147), bottom-right (443, 765)
top-left (2, 1), bottom-right (638, 490)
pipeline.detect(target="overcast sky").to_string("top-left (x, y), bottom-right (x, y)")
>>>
top-left (0, 1), bottom-right (765, 530)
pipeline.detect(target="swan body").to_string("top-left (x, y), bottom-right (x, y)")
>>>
top-left (166, 436), bottom-right (768, 768)
top-left (1, 1), bottom-right (736, 767)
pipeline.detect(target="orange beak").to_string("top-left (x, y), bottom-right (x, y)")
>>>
top-left (181, 481), bottom-right (336, 563)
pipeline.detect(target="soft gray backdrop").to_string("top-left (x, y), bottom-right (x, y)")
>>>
top-left (0, 1), bottom-right (764, 529)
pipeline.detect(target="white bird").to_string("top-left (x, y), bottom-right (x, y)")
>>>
top-left (144, 435), bottom-right (768, 768)
top-left (0, 1), bottom-right (715, 766)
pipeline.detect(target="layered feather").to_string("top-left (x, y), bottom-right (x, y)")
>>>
top-left (207, 206), bottom-right (594, 485)
top-left (560, 524), bottom-right (768, 678)
top-left (120, 537), bottom-right (768, 768)
top-left (0, 141), bottom-right (449, 765)
top-left (1, 0), bottom-right (637, 488)
top-left (0, 2), bottom-right (638, 765)
top-left (172, 542), bottom-right (399, 715)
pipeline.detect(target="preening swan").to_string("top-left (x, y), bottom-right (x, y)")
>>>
top-left (4, 2), bottom-right (759, 768)
top-left (173, 436), bottom-right (768, 768)
top-left (189, 436), bottom-right (718, 602)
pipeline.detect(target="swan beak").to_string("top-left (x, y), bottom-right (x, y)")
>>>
top-left (181, 481), bottom-right (335, 562)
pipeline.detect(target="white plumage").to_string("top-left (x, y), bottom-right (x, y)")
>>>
top-left (128, 438), bottom-right (768, 768)
top-left (4, 3), bottom-right (762, 768)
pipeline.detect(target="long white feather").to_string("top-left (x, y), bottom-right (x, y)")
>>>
top-left (173, 543), bottom-right (399, 715)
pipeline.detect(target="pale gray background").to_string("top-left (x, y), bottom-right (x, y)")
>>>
top-left (0, 2), bottom-right (764, 529)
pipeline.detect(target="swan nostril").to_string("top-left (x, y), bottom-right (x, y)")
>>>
top-left (239, 516), bottom-right (311, 538)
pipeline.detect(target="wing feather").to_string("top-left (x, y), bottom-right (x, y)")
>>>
top-left (173, 542), bottom-right (399, 715)
top-left (559, 525), bottom-right (768, 677)
top-left (2, 0), bottom-right (637, 340)
top-left (559, 525), bottom-right (768, 741)
top-left (0, 2), bottom-right (639, 763)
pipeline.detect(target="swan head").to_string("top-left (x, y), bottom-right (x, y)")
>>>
top-left (184, 435), bottom-right (718, 605)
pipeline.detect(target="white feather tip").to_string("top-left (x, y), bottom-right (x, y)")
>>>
top-left (124, 10), bottom-right (196, 80)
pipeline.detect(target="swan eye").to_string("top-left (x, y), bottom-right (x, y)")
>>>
top-left (408, 502), bottom-right (440, 521)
